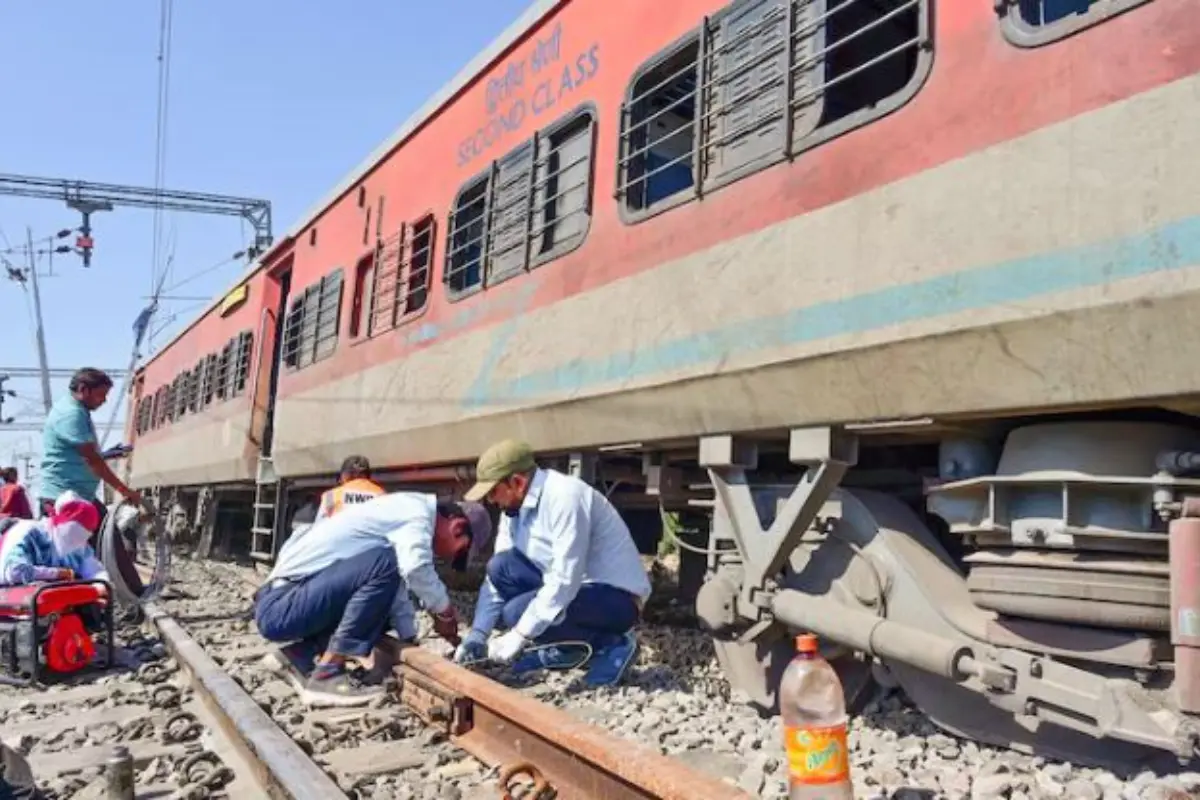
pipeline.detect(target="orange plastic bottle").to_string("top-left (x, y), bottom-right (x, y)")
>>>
top-left (780, 633), bottom-right (854, 799)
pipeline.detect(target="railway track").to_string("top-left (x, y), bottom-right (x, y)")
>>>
top-left (157, 558), bottom-right (747, 800)
top-left (0, 554), bottom-right (753, 800)
top-left (0, 604), bottom-right (329, 800)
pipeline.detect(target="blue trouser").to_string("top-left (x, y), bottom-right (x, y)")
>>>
top-left (487, 549), bottom-right (639, 651)
top-left (255, 546), bottom-right (413, 658)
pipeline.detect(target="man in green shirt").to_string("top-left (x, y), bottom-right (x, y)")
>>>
top-left (39, 368), bottom-right (142, 519)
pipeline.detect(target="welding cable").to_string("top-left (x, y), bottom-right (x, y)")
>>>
top-left (458, 639), bottom-right (595, 670)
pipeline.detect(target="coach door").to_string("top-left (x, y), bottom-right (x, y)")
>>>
top-left (249, 265), bottom-right (293, 456)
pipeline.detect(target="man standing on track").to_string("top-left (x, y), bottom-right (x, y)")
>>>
top-left (38, 368), bottom-right (143, 521)
top-left (314, 455), bottom-right (385, 523)
top-left (453, 439), bottom-right (651, 688)
top-left (255, 492), bottom-right (492, 706)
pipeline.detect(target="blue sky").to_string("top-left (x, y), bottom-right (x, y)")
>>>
top-left (0, 0), bottom-right (531, 480)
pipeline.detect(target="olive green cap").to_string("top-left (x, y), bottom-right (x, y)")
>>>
top-left (464, 439), bottom-right (537, 502)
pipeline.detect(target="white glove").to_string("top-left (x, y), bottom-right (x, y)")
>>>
top-left (453, 630), bottom-right (488, 664)
top-left (487, 630), bottom-right (527, 664)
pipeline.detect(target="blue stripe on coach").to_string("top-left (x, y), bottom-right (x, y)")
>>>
top-left (470, 213), bottom-right (1200, 405)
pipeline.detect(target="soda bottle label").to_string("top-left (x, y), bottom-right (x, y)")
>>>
top-left (784, 723), bottom-right (850, 785)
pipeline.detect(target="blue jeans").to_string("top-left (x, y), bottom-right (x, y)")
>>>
top-left (255, 546), bottom-right (403, 658)
top-left (487, 549), bottom-right (639, 650)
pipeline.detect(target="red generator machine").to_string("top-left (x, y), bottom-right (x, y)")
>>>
top-left (0, 580), bottom-right (115, 687)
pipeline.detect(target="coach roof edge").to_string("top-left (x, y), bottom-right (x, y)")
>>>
top-left (135, 0), bottom-right (562, 374)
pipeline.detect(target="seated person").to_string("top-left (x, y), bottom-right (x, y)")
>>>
top-left (314, 455), bottom-right (385, 523)
top-left (454, 439), bottom-right (652, 688)
top-left (254, 491), bottom-right (491, 706)
top-left (0, 492), bottom-right (108, 586)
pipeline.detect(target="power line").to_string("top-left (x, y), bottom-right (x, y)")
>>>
top-left (151, 0), bottom-right (175, 295)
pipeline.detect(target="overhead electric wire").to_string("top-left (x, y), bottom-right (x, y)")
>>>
top-left (150, 0), bottom-right (175, 298)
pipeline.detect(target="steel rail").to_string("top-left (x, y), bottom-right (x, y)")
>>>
top-left (143, 602), bottom-right (347, 800)
top-left (386, 639), bottom-right (753, 800)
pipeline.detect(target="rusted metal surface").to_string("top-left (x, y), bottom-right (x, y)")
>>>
top-left (144, 602), bottom-right (347, 800)
top-left (388, 640), bottom-right (752, 800)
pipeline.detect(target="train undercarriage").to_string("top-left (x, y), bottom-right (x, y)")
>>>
top-left (139, 404), bottom-right (1200, 772)
top-left (686, 411), bottom-right (1200, 772)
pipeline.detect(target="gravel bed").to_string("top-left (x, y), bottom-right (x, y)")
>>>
top-left (159, 558), bottom-right (491, 800)
top-left (162, 555), bottom-right (1200, 800)
top-left (0, 607), bottom-right (241, 799)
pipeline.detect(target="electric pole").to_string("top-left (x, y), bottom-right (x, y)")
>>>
top-left (26, 227), bottom-right (52, 412)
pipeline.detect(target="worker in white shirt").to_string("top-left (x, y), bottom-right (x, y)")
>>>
top-left (453, 439), bottom-right (651, 687)
top-left (255, 492), bottom-right (491, 706)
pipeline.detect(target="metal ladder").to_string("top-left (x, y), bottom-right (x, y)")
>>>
top-left (249, 455), bottom-right (280, 562)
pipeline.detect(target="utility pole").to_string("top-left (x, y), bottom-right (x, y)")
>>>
top-left (26, 227), bottom-right (53, 413)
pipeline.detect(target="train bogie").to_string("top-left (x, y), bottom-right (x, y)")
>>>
top-left (695, 422), bottom-right (1200, 768)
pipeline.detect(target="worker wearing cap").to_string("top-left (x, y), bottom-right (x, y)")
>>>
top-left (454, 439), bottom-right (651, 687)
top-left (314, 455), bottom-right (385, 523)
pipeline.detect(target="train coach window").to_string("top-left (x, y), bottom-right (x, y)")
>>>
top-left (444, 107), bottom-right (596, 300)
top-left (617, 0), bottom-right (932, 221)
top-left (999, 0), bottom-right (1152, 46)
top-left (185, 366), bottom-right (201, 414)
top-left (151, 387), bottom-right (164, 429)
top-left (531, 111), bottom-right (595, 267)
top-left (171, 374), bottom-right (187, 421)
top-left (283, 270), bottom-right (344, 370)
top-left (135, 398), bottom-right (151, 435)
top-left (487, 142), bottom-right (537, 285)
top-left (444, 177), bottom-right (488, 298)
top-left (198, 354), bottom-right (215, 409)
top-left (620, 40), bottom-right (700, 213)
top-left (214, 343), bottom-right (233, 401)
top-left (231, 331), bottom-right (254, 395)
top-left (368, 215), bottom-right (435, 335)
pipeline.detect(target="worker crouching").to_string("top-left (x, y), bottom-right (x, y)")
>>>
top-left (254, 492), bottom-right (491, 707)
top-left (454, 439), bottom-right (652, 687)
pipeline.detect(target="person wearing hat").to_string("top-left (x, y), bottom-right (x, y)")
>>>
top-left (453, 439), bottom-right (651, 687)
top-left (254, 491), bottom-right (491, 707)
top-left (0, 491), bottom-right (108, 586)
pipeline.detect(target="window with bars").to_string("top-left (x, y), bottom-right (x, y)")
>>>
top-left (186, 365), bottom-right (201, 414)
top-left (198, 354), bottom-right (215, 409)
top-left (231, 330), bottom-right (253, 396)
top-left (172, 374), bottom-right (188, 421)
top-left (999, 0), bottom-right (1151, 46)
top-left (369, 216), bottom-right (435, 335)
top-left (617, 0), bottom-right (932, 218)
top-left (214, 342), bottom-right (233, 402)
top-left (283, 270), bottom-right (344, 370)
top-left (443, 107), bottom-right (596, 298)
top-left (153, 387), bottom-right (167, 429)
top-left (136, 398), bottom-right (152, 435)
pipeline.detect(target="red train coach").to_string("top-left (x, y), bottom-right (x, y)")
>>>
top-left (125, 0), bottom-right (1200, 767)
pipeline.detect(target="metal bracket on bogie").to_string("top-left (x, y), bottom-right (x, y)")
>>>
top-left (700, 427), bottom-right (859, 621)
